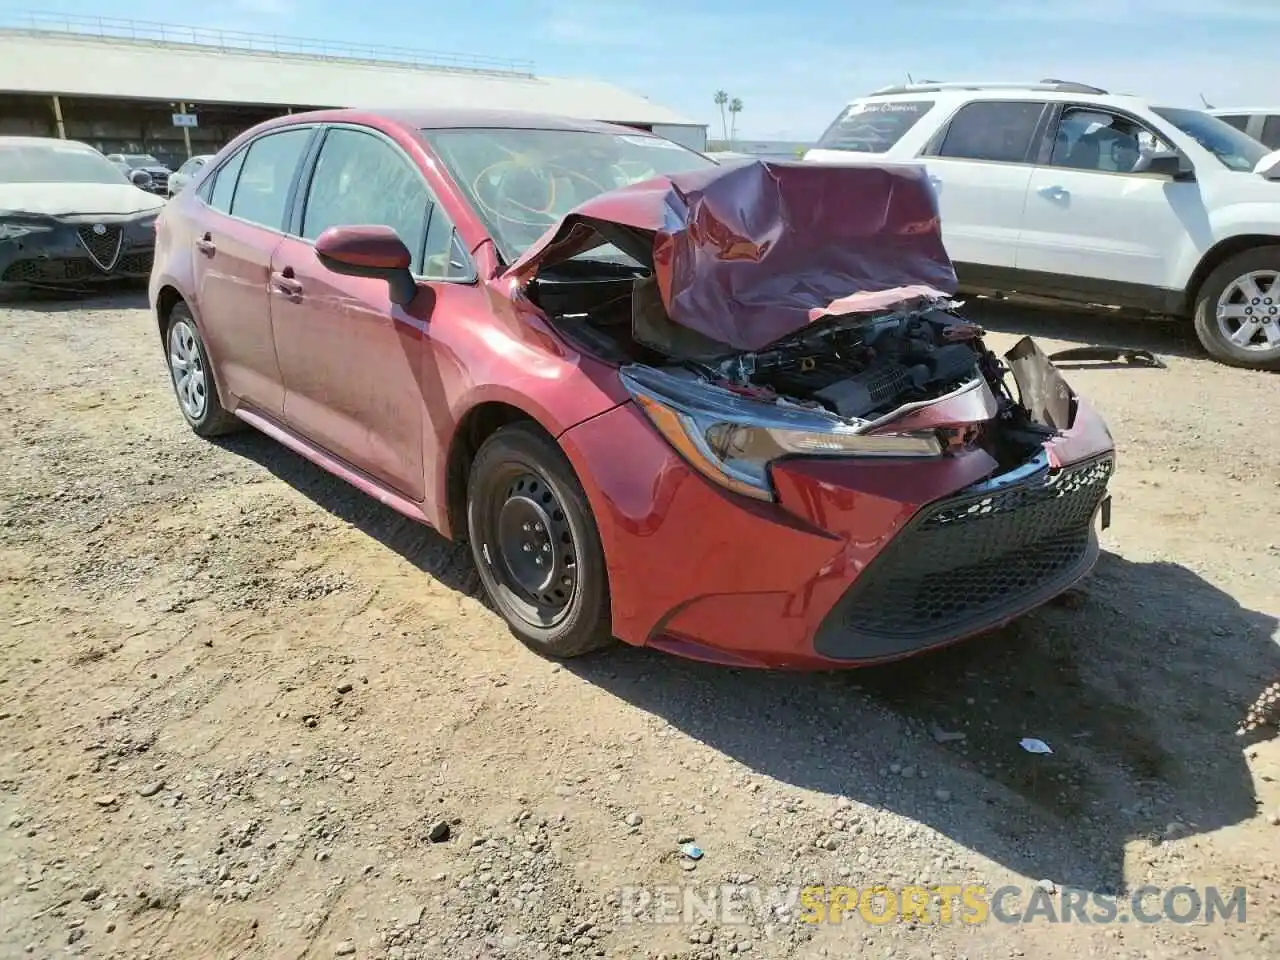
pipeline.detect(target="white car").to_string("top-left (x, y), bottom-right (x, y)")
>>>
top-left (804, 80), bottom-right (1280, 370)
top-left (1209, 108), bottom-right (1280, 151)
top-left (167, 154), bottom-right (215, 197)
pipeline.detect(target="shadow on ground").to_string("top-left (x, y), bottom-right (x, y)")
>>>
top-left (963, 299), bottom-right (1205, 363)
top-left (0, 285), bottom-right (149, 313)
top-left (217, 408), bottom-right (1276, 898)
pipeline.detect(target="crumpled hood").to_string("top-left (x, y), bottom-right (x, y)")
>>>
top-left (502, 159), bottom-right (958, 353)
top-left (0, 182), bottom-right (165, 218)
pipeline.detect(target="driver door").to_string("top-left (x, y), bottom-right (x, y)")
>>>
top-left (269, 125), bottom-right (468, 503)
top-left (1016, 106), bottom-right (1202, 296)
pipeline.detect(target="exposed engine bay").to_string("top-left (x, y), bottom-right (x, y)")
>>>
top-left (537, 267), bottom-right (994, 415)
top-left (532, 263), bottom-right (1057, 472)
top-left (708, 307), bottom-right (986, 420)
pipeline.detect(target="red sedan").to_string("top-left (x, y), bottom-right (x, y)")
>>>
top-left (150, 108), bottom-right (1115, 669)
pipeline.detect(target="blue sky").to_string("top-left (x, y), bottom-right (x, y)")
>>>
top-left (18, 0), bottom-right (1280, 139)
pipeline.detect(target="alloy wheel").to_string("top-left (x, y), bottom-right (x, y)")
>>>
top-left (1215, 270), bottom-right (1280, 353)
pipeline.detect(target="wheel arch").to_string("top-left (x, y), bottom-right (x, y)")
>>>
top-left (153, 285), bottom-right (235, 406)
top-left (1184, 235), bottom-right (1280, 312)
top-left (442, 400), bottom-right (553, 542)
top-left (154, 284), bottom-right (185, 341)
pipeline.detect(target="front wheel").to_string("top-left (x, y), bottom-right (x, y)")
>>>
top-left (466, 422), bottom-right (614, 658)
top-left (1192, 247), bottom-right (1280, 370)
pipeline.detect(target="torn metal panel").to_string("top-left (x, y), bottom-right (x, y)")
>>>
top-left (1005, 336), bottom-right (1075, 431)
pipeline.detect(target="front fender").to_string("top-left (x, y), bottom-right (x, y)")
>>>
top-left (1173, 207), bottom-right (1280, 298)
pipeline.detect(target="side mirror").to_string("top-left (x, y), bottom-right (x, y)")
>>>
top-left (1253, 150), bottom-right (1280, 180)
top-left (130, 169), bottom-right (153, 190)
top-left (1143, 153), bottom-right (1195, 181)
top-left (315, 225), bottom-right (417, 306)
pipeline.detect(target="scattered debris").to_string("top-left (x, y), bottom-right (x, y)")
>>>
top-left (930, 725), bottom-right (967, 744)
top-left (1019, 738), bottom-right (1053, 755)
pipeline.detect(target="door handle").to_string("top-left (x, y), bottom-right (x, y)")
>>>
top-left (270, 268), bottom-right (303, 298)
top-left (1038, 184), bottom-right (1069, 200)
top-left (195, 232), bottom-right (216, 256)
top-left (928, 175), bottom-right (942, 190)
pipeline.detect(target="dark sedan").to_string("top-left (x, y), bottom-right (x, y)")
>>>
top-left (0, 137), bottom-right (164, 292)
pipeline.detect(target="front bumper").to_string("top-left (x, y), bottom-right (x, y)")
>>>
top-left (559, 355), bottom-right (1115, 670)
top-left (0, 217), bottom-right (155, 290)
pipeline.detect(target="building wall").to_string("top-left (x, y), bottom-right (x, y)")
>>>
top-left (0, 92), bottom-right (318, 168)
top-left (1, 92), bottom-right (710, 170)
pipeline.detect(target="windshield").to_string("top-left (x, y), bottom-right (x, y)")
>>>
top-left (1151, 107), bottom-right (1270, 172)
top-left (121, 155), bottom-right (160, 169)
top-left (0, 143), bottom-right (130, 185)
top-left (422, 127), bottom-right (717, 261)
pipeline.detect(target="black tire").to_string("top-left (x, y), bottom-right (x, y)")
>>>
top-left (1192, 246), bottom-right (1280, 371)
top-left (465, 422), bottom-right (614, 658)
top-left (163, 302), bottom-right (242, 437)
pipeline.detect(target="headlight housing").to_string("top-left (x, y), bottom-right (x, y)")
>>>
top-left (620, 365), bottom-right (944, 501)
top-left (0, 213), bottom-right (55, 243)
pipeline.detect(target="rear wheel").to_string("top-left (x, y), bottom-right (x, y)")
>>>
top-left (1192, 247), bottom-right (1280, 370)
top-left (164, 302), bottom-right (241, 436)
top-left (465, 422), bottom-right (614, 658)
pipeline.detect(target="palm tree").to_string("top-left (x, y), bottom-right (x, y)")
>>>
top-left (728, 97), bottom-right (743, 146)
top-left (714, 90), bottom-right (729, 142)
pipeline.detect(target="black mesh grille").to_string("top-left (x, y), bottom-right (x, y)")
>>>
top-left (76, 224), bottom-right (123, 270)
top-left (3, 257), bottom-right (100, 283)
top-left (2, 250), bottom-right (151, 285)
top-left (117, 251), bottom-right (154, 275)
top-left (814, 455), bottom-right (1114, 660)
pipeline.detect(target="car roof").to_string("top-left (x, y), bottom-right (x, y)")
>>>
top-left (271, 106), bottom-right (649, 135)
top-left (0, 135), bottom-right (99, 150)
top-left (846, 82), bottom-right (1150, 109)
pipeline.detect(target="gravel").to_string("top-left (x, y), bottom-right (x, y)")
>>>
top-left (0, 293), bottom-right (1276, 960)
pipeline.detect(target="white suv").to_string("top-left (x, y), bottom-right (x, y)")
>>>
top-left (804, 80), bottom-right (1280, 370)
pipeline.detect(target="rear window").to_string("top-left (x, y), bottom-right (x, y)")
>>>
top-left (815, 100), bottom-right (935, 153)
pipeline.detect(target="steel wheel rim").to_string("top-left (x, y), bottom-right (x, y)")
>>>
top-left (492, 470), bottom-right (578, 624)
top-left (1215, 270), bottom-right (1280, 353)
top-left (168, 319), bottom-right (208, 420)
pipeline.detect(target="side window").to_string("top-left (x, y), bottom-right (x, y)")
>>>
top-left (208, 147), bottom-right (247, 213)
top-left (1216, 115), bottom-right (1250, 133)
top-left (1261, 115), bottom-right (1280, 150)
top-left (229, 128), bottom-right (313, 230)
top-left (814, 100), bottom-right (935, 153)
top-left (420, 204), bottom-right (471, 281)
top-left (936, 101), bottom-right (1046, 163)
top-left (301, 128), bottom-right (430, 271)
top-left (1049, 108), bottom-right (1172, 174)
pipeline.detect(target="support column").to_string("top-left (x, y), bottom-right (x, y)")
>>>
top-left (179, 102), bottom-right (192, 160)
top-left (51, 94), bottom-right (66, 138)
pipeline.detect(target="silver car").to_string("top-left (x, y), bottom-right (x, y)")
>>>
top-left (167, 154), bottom-right (215, 197)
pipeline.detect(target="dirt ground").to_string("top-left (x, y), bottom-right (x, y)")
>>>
top-left (1, 289), bottom-right (1278, 960)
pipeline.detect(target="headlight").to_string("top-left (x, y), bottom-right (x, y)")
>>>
top-left (621, 365), bottom-right (944, 501)
top-left (0, 222), bottom-right (32, 241)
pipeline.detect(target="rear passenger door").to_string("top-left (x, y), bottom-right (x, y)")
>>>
top-left (192, 126), bottom-right (315, 418)
top-left (917, 100), bottom-right (1049, 271)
